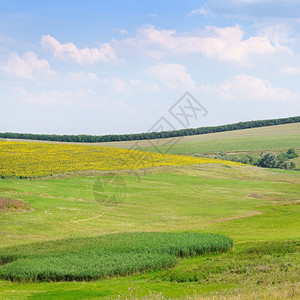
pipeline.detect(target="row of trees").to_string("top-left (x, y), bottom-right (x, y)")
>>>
top-left (214, 149), bottom-right (299, 170)
top-left (0, 116), bottom-right (299, 143)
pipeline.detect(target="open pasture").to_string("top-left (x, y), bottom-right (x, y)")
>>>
top-left (0, 162), bottom-right (299, 298)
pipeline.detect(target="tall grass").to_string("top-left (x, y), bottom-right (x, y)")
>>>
top-left (0, 232), bottom-right (232, 282)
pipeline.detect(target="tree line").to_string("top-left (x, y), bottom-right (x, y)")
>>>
top-left (1, 116), bottom-right (299, 143)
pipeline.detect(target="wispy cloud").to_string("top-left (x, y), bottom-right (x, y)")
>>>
top-left (70, 72), bottom-right (99, 82)
top-left (15, 86), bottom-right (101, 106)
top-left (204, 0), bottom-right (300, 18)
top-left (146, 13), bottom-right (158, 18)
top-left (113, 29), bottom-right (129, 35)
top-left (280, 66), bottom-right (300, 75)
top-left (187, 7), bottom-right (209, 16)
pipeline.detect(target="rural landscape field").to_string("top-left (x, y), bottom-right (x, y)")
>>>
top-left (1, 1), bottom-right (300, 299)
top-left (0, 120), bottom-right (300, 299)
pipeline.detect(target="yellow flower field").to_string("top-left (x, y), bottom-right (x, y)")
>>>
top-left (0, 141), bottom-right (243, 178)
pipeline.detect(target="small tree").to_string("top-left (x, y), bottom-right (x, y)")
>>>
top-left (287, 148), bottom-right (299, 159)
top-left (258, 152), bottom-right (278, 168)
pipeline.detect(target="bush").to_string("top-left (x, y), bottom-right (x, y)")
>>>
top-left (287, 148), bottom-right (299, 159)
top-left (258, 152), bottom-right (278, 168)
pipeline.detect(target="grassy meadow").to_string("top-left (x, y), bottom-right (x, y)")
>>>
top-left (0, 124), bottom-right (299, 299)
top-left (0, 162), bottom-right (299, 298)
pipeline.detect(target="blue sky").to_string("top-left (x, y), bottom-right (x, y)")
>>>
top-left (1, 0), bottom-right (300, 135)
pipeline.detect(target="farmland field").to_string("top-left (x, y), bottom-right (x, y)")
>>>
top-left (6, 123), bottom-right (299, 166)
top-left (104, 123), bottom-right (300, 159)
top-left (0, 141), bottom-right (242, 178)
top-left (0, 152), bottom-right (300, 298)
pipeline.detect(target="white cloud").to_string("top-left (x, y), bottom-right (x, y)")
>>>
top-left (100, 76), bottom-right (130, 94)
top-left (41, 35), bottom-right (117, 64)
top-left (203, 74), bottom-right (299, 102)
top-left (281, 66), bottom-right (300, 75)
top-left (68, 73), bottom-right (148, 94)
top-left (147, 63), bottom-right (196, 90)
top-left (70, 72), bottom-right (98, 82)
top-left (15, 87), bottom-right (100, 105)
top-left (2, 51), bottom-right (55, 79)
top-left (119, 24), bottom-right (287, 66)
top-left (187, 7), bottom-right (209, 16)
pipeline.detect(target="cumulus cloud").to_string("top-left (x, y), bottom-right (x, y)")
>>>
top-left (203, 74), bottom-right (299, 102)
top-left (2, 51), bottom-right (55, 79)
top-left (119, 24), bottom-right (287, 66)
top-left (147, 63), bottom-right (196, 90)
top-left (41, 35), bottom-right (117, 64)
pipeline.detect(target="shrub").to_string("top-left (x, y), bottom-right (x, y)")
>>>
top-left (287, 148), bottom-right (299, 159)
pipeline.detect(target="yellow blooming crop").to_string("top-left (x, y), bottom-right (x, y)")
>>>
top-left (0, 141), bottom-right (243, 178)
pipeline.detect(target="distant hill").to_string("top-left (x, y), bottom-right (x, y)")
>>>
top-left (0, 116), bottom-right (299, 143)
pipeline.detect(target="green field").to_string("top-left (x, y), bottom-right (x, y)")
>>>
top-left (138, 123), bottom-right (300, 158)
top-left (1, 123), bottom-right (300, 299)
top-left (0, 162), bottom-right (300, 298)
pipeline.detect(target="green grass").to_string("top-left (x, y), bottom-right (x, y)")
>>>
top-left (0, 163), bottom-right (299, 298)
top-left (0, 165), bottom-right (299, 247)
top-left (140, 123), bottom-right (300, 155)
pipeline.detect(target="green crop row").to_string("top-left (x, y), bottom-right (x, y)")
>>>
top-left (0, 252), bottom-right (176, 282)
top-left (0, 232), bottom-right (233, 282)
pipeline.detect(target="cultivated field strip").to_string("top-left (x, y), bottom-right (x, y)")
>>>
top-left (0, 232), bottom-right (233, 282)
top-left (0, 141), bottom-right (242, 178)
